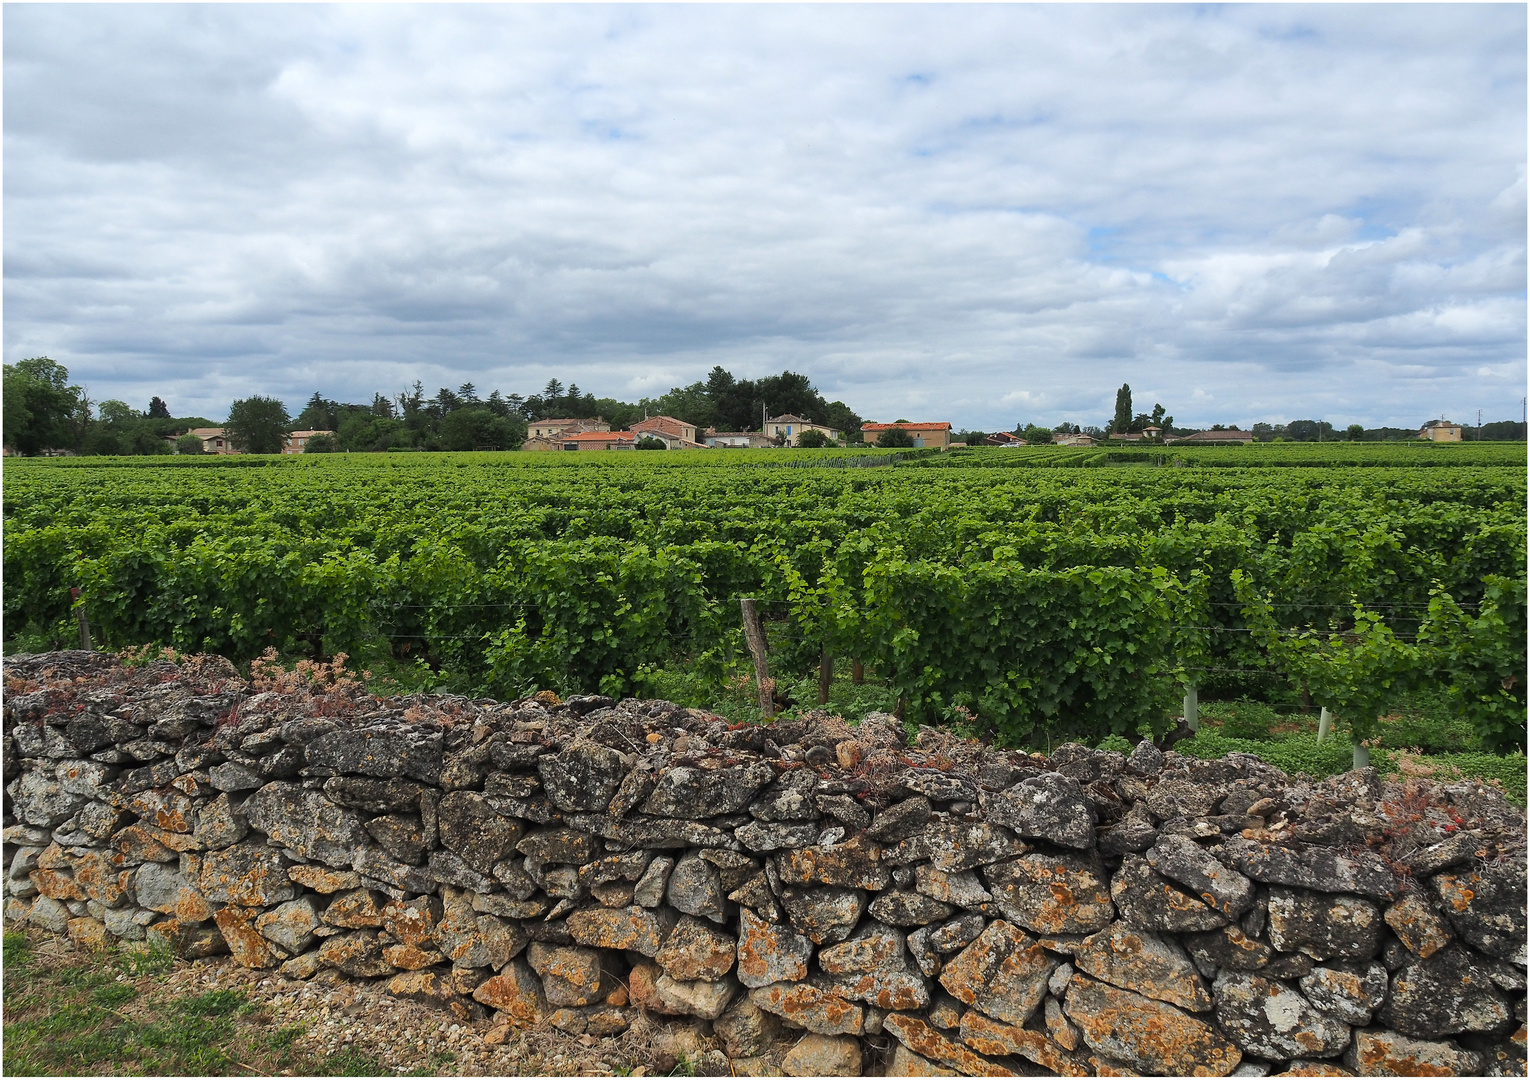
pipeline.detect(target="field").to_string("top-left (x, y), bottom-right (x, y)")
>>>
top-left (4, 441), bottom-right (1526, 771)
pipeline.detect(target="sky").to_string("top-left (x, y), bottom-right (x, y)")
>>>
top-left (4, 4), bottom-right (1525, 431)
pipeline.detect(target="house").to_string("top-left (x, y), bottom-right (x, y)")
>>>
top-left (1054, 433), bottom-right (1097, 447)
top-left (562, 431), bottom-right (636, 451)
top-left (174, 427), bottom-right (240, 454)
top-left (282, 430), bottom-right (334, 454)
top-left (1418, 421), bottom-right (1462, 443)
top-left (1165, 429), bottom-right (1255, 445)
top-left (631, 415), bottom-right (698, 445)
top-left (764, 414), bottom-right (841, 446)
top-left (860, 422), bottom-right (952, 449)
top-left (1109, 432), bottom-right (1147, 442)
top-left (527, 418), bottom-right (610, 440)
top-left (704, 430), bottom-right (776, 448)
top-left (984, 432), bottom-right (1025, 447)
top-left (520, 436), bottom-right (566, 452)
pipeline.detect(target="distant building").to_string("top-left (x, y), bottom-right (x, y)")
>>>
top-left (764, 414), bottom-right (841, 446)
top-left (860, 422), bottom-right (952, 449)
top-left (527, 418), bottom-right (610, 440)
top-left (984, 432), bottom-right (1025, 447)
top-left (1166, 429), bottom-right (1255, 445)
top-left (562, 431), bottom-right (636, 451)
top-left (1418, 421), bottom-right (1462, 443)
top-left (1054, 433), bottom-right (1097, 447)
top-left (174, 427), bottom-right (239, 454)
top-left (703, 430), bottom-right (776, 448)
top-left (282, 430), bottom-right (334, 454)
top-left (630, 416), bottom-right (705, 449)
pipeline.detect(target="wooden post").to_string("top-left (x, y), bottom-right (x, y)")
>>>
top-left (740, 599), bottom-right (774, 719)
top-left (851, 659), bottom-right (864, 685)
top-left (818, 648), bottom-right (833, 706)
top-left (1183, 684), bottom-right (1199, 732)
top-left (70, 587), bottom-right (92, 650)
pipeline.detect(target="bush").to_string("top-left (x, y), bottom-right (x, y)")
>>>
top-left (635, 436), bottom-right (667, 451)
top-left (796, 429), bottom-right (832, 449)
top-left (876, 428), bottom-right (916, 448)
top-left (303, 434), bottom-right (337, 454)
top-left (175, 433), bottom-right (204, 455)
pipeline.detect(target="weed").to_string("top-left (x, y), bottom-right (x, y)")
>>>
top-left (318, 1046), bottom-right (393, 1076)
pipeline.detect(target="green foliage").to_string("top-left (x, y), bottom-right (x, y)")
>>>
top-left (1096, 733), bottom-right (1135, 753)
top-left (225, 395), bottom-right (292, 455)
top-left (4, 356), bottom-right (85, 455)
top-left (876, 427), bottom-right (916, 448)
top-left (303, 433), bottom-right (338, 453)
top-left (175, 432), bottom-right (205, 455)
top-left (1019, 424), bottom-right (1053, 445)
top-left (636, 436), bottom-right (668, 450)
top-left (796, 428), bottom-right (833, 449)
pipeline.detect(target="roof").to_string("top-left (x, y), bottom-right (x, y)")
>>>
top-left (631, 416), bottom-right (692, 438)
top-left (533, 418), bottom-right (602, 426)
top-left (1170, 430), bottom-right (1254, 443)
top-left (564, 430), bottom-right (635, 443)
top-left (187, 427), bottom-right (227, 437)
top-left (768, 414), bottom-right (812, 424)
top-left (1420, 420), bottom-right (1460, 429)
top-left (861, 422), bottom-right (952, 431)
top-left (288, 430), bottom-right (333, 438)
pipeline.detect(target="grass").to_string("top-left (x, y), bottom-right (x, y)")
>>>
top-left (0, 930), bottom-right (410, 1077)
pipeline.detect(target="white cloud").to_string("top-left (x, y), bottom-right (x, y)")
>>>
top-left (3, 4), bottom-right (1524, 429)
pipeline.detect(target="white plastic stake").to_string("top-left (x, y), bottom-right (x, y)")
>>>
top-left (1183, 685), bottom-right (1199, 732)
top-left (1317, 707), bottom-right (1332, 743)
top-left (1353, 742), bottom-right (1370, 769)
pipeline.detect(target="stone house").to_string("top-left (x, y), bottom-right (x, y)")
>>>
top-left (860, 422), bottom-right (952, 449)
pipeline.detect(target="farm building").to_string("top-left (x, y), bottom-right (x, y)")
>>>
top-left (527, 418), bottom-right (610, 440)
top-left (860, 421), bottom-right (952, 449)
top-left (764, 414), bottom-right (841, 446)
top-left (1418, 420), bottom-right (1463, 442)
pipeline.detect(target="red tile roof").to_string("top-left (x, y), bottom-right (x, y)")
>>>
top-left (861, 422), bottom-right (952, 431)
top-left (564, 430), bottom-right (635, 443)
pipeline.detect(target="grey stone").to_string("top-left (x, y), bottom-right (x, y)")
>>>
top-left (363, 814), bottom-right (428, 865)
top-left (781, 886), bottom-right (866, 945)
top-left (867, 889), bottom-right (955, 927)
top-left (1183, 924), bottom-right (1274, 972)
top-left (1147, 835), bottom-right (1256, 918)
top-left (244, 782), bottom-right (365, 868)
top-left (102, 904), bottom-right (152, 941)
top-left (9, 771), bottom-right (87, 827)
top-left (633, 855), bottom-right (674, 908)
top-left (1125, 740), bottom-right (1165, 776)
top-left (321, 776), bottom-right (423, 813)
top-left (715, 997), bottom-right (782, 1058)
top-left (984, 851), bottom-right (1117, 935)
top-left (192, 793), bottom-right (250, 850)
top-left (516, 828), bottom-right (596, 866)
top-left (748, 774), bottom-right (821, 822)
top-left (1267, 886), bottom-right (1383, 960)
top-left (1074, 923), bottom-right (1212, 1012)
top-left (438, 791), bottom-right (524, 873)
top-left (305, 725), bottom-right (444, 784)
top-left (868, 796), bottom-right (932, 842)
top-left (914, 865), bottom-right (991, 909)
top-left (906, 925), bottom-right (942, 978)
top-left (428, 850), bottom-right (498, 892)
top-left (736, 907), bottom-right (814, 988)
top-left (1378, 943), bottom-right (1513, 1039)
top-left (980, 772), bottom-right (1095, 849)
top-left (1343, 1029), bottom-right (1484, 1076)
top-left (1219, 837), bottom-right (1400, 900)
top-left (643, 762), bottom-right (775, 817)
top-left (1109, 852), bottom-right (1228, 933)
top-left (56, 759), bottom-right (116, 799)
top-left (1146, 778), bottom-right (1223, 820)
top-left (816, 794), bottom-right (871, 831)
top-left (199, 842), bottom-right (296, 905)
top-left (1299, 961), bottom-right (1388, 1025)
top-left (735, 820), bottom-right (819, 852)
top-left (1212, 970), bottom-right (1352, 1060)
top-left (1430, 864), bottom-right (1528, 962)
top-left (353, 844), bottom-right (438, 895)
top-left (536, 743), bottom-right (627, 813)
top-left (208, 761), bottom-right (264, 792)
top-left (133, 862), bottom-right (205, 915)
top-left (28, 895), bottom-right (72, 932)
top-left (898, 770), bottom-right (977, 803)
top-left (667, 852), bottom-right (728, 924)
top-left (256, 897), bottom-right (323, 953)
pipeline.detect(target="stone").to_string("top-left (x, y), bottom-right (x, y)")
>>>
top-left (1267, 887), bottom-right (1383, 961)
top-left (781, 886), bottom-right (866, 945)
top-left (1212, 970), bottom-right (1352, 1060)
top-left (386, 970), bottom-right (474, 1020)
top-left (422, 790), bottom-right (518, 873)
top-left (1383, 893), bottom-right (1452, 959)
top-left (822, 966), bottom-right (933, 1013)
top-left (321, 775), bottom-right (423, 813)
top-left (886, 1043), bottom-right (958, 1077)
top-left (66, 915), bottom-right (112, 951)
top-left (899, 770), bottom-right (978, 803)
top-left (633, 855), bottom-right (674, 907)
top-left (1046, 995), bottom-right (1081, 1051)
top-left (1099, 808), bottom-right (1160, 857)
top-left (1344, 1029), bottom-right (1484, 1077)
top-left (427, 850), bottom-right (497, 892)
top-left (652, 972), bottom-right (740, 1020)
top-left (323, 888), bottom-right (387, 929)
top-left (516, 827), bottom-right (596, 866)
top-left (435, 887), bottom-right (491, 968)
top-left (27, 895), bottom-right (71, 932)
top-left (304, 725), bottom-right (443, 784)
top-left (145, 916), bottom-right (227, 959)
top-left (715, 997), bottom-right (782, 1058)
top-left (536, 743), bottom-right (626, 812)
top-left (782, 1033), bottom-right (862, 1077)
top-left (352, 844), bottom-right (436, 895)
top-left (981, 772), bottom-right (1096, 849)
top-left (957, 1011), bottom-right (1088, 1076)
top-left (568, 905), bottom-right (677, 958)
top-left (1065, 974), bottom-right (1243, 1076)
top-left (728, 873), bottom-right (782, 921)
top-left (56, 759), bottom-right (116, 799)
top-left (10, 771), bottom-right (88, 827)
top-left (749, 981), bottom-right (865, 1035)
top-left (1299, 962), bottom-right (1388, 1025)
top-left (526, 941), bottom-right (612, 1006)
top-left (471, 958), bottom-right (546, 1026)
top-left (472, 893), bottom-right (548, 919)
top-left (1377, 943), bottom-right (1513, 1039)
top-left (736, 821), bottom-right (821, 852)
top-left (102, 904), bottom-right (153, 941)
top-left (984, 851), bottom-right (1116, 935)
top-left (243, 783), bottom-right (364, 867)
top-left (1146, 778), bottom-right (1223, 820)
top-left (215, 905), bottom-right (285, 968)
top-left (1125, 739), bottom-right (1165, 776)
top-left (914, 865), bottom-right (991, 909)
top-left (1184, 925), bottom-right (1274, 972)
top-left (1074, 923), bottom-right (1212, 1011)
top-left (383, 943), bottom-right (446, 969)
top-left (1110, 852), bottom-right (1228, 932)
top-left (191, 793), bottom-right (249, 850)
top-left (817, 794), bottom-right (872, 831)
top-left (869, 796), bottom-right (934, 842)
top-left (111, 824), bottom-right (179, 866)
top-left (881, 1013), bottom-right (1015, 1078)
top-left (199, 843), bottom-right (295, 906)
top-left (655, 914), bottom-right (736, 981)
top-left (777, 835), bottom-right (889, 890)
top-left (317, 930), bottom-right (395, 976)
top-left (928, 913), bottom-right (987, 953)
top-left (1219, 839), bottom-right (1399, 900)
top-left (287, 864), bottom-right (362, 894)
top-left (736, 907), bottom-right (814, 988)
top-left (254, 897), bottom-right (322, 954)
top-left (280, 951), bottom-right (323, 980)
top-left (643, 762), bottom-right (776, 817)
top-left (1430, 864), bottom-right (1527, 962)
top-left (208, 761), bottom-right (264, 792)
top-left (926, 822), bottom-right (1029, 873)
top-left (1148, 835), bottom-right (1256, 918)
top-left (668, 851), bottom-right (729, 924)
top-left (72, 850), bottom-right (131, 908)
top-left (868, 890), bottom-right (956, 927)
top-left (362, 814), bottom-right (427, 865)
top-left (940, 919), bottom-right (1054, 1026)
top-left (577, 851), bottom-right (653, 887)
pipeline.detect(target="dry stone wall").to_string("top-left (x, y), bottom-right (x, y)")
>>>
top-left (4, 650), bottom-right (1526, 1077)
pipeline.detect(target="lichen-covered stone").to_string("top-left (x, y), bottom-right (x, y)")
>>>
top-left (287, 864), bottom-right (362, 894)
top-left (145, 916), bottom-right (227, 959)
top-left (363, 814), bottom-right (428, 865)
top-left (385, 969), bottom-right (474, 1020)
top-left (1065, 973), bottom-right (1243, 1076)
top-left (939, 919), bottom-right (1055, 1026)
top-left (305, 725), bottom-right (443, 784)
top-left (778, 835), bottom-right (889, 891)
top-left (1343, 1029), bottom-right (1484, 1076)
top-left (868, 796), bottom-right (933, 843)
top-left (958, 1010), bottom-right (1088, 1075)
top-left (1148, 836), bottom-right (1256, 918)
top-left (1074, 923), bottom-right (1212, 1011)
top-left (981, 773), bottom-right (1095, 850)
top-left (1183, 924), bottom-right (1274, 972)
top-left (199, 843), bottom-right (295, 906)
top-left (643, 762), bottom-right (775, 817)
top-left (665, 851), bottom-right (729, 924)
top-left (323, 888), bottom-right (387, 929)
top-left (1212, 970), bottom-right (1352, 1060)
top-left (749, 980), bottom-right (865, 1035)
top-left (655, 914), bottom-right (736, 981)
top-left (526, 941), bottom-right (612, 1007)
top-left (1383, 893), bottom-right (1452, 960)
top-left (1267, 887), bottom-right (1383, 961)
top-left (214, 905), bottom-right (284, 968)
top-left (536, 743), bottom-right (626, 812)
top-left (868, 890), bottom-right (956, 927)
top-left (471, 958), bottom-right (546, 1026)
top-left (321, 775), bottom-right (423, 813)
top-left (1377, 943), bottom-right (1513, 1039)
top-left (984, 851), bottom-right (1116, 934)
top-left (914, 865), bottom-right (992, 909)
top-left (736, 907), bottom-right (813, 988)
top-left (781, 885), bottom-right (866, 944)
top-left (192, 792), bottom-right (250, 850)
top-left (782, 1033), bottom-right (863, 1077)
top-left (243, 782), bottom-right (364, 867)
top-left (1299, 962), bottom-right (1388, 1026)
top-left (715, 997), bottom-right (782, 1058)
top-left (1430, 865), bottom-right (1527, 962)
top-left (881, 1013), bottom-right (1015, 1077)
top-left (1219, 838), bottom-right (1398, 900)
top-left (651, 972), bottom-right (740, 1020)
top-left (568, 904), bottom-right (677, 958)
top-left (255, 897), bottom-right (322, 954)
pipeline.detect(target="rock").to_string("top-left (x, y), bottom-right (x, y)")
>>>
top-left (243, 783), bottom-right (364, 867)
top-left (777, 835), bottom-right (889, 890)
top-left (633, 855), bottom-right (674, 907)
top-left (199, 843), bottom-right (294, 906)
top-left (1046, 995), bottom-right (1081, 1051)
top-left (1398, 833), bottom-right (1480, 878)
top-left (1148, 836), bottom-right (1256, 918)
top-left (428, 849), bottom-right (498, 892)
top-left (434, 887), bottom-right (491, 968)
top-left (516, 827), bottom-right (597, 866)
top-left (1125, 740), bottom-right (1165, 776)
top-left (102, 904), bottom-right (153, 941)
top-left (1299, 962), bottom-right (1388, 1025)
top-left (666, 851), bottom-right (729, 924)
top-left (927, 913), bottom-right (987, 954)
top-left (886, 1043), bottom-right (958, 1076)
top-left (750, 980), bottom-right (865, 1035)
top-left (386, 970), bottom-right (474, 1020)
top-left (1377, 943), bottom-right (1512, 1038)
top-left (191, 793), bottom-right (250, 850)
top-left (280, 951), bottom-right (324, 980)
top-left (782, 1033), bottom-right (862, 1077)
top-left (1383, 892), bottom-right (1452, 959)
top-left (652, 972), bottom-right (740, 1020)
top-left (736, 907), bottom-right (814, 988)
top-left (984, 851), bottom-right (1116, 934)
top-left (1267, 887), bottom-right (1383, 961)
top-left (715, 996), bottom-right (782, 1057)
top-left (568, 905), bottom-right (677, 957)
top-left (1110, 852), bottom-right (1228, 932)
top-left (71, 850), bottom-right (132, 908)
top-left (1145, 778), bottom-right (1222, 820)
top-left (981, 772), bottom-right (1095, 849)
top-left (304, 725), bottom-right (443, 784)
top-left (817, 794), bottom-right (872, 831)
top-left (1430, 864), bottom-right (1527, 962)
top-left (655, 914), bottom-right (736, 981)
top-left (471, 958), bottom-right (546, 1026)
top-left (1212, 970), bottom-right (1352, 1060)
top-left (27, 895), bottom-right (71, 932)
top-left (781, 886), bottom-right (866, 945)
top-left (736, 821), bottom-right (821, 852)
top-left (1344, 1029), bottom-right (1484, 1077)
top-left (1065, 973), bottom-right (1243, 1076)
top-left (1184, 925), bottom-right (1274, 972)
top-left (869, 796), bottom-right (934, 842)
top-left (351, 844), bottom-right (436, 895)
top-left (476, 913), bottom-right (529, 969)
top-left (321, 775), bottom-right (423, 812)
top-left (526, 942), bottom-right (612, 1007)
top-left (868, 890), bottom-right (956, 927)
top-left (577, 851), bottom-right (653, 888)
top-left (10, 771), bottom-right (88, 827)
top-left (957, 1010), bottom-right (1087, 1075)
top-left (536, 743), bottom-right (627, 812)
top-left (1219, 839), bottom-right (1399, 900)
top-left (881, 1013), bottom-right (1015, 1077)
top-left (323, 888), bottom-right (387, 929)
top-left (145, 915), bottom-right (227, 959)
top-left (899, 770), bottom-right (978, 804)
top-left (383, 943), bottom-right (447, 969)
top-left (1099, 806), bottom-right (1160, 857)
top-left (643, 762), bottom-right (775, 817)
top-left (914, 865), bottom-right (992, 909)
top-left (66, 915), bottom-right (112, 951)
top-left (254, 897), bottom-right (322, 954)
top-left (1073, 923), bottom-right (1212, 1011)
top-left (208, 761), bottom-right (264, 792)
top-left (287, 864), bottom-right (362, 894)
top-left (214, 906), bottom-right (285, 968)
top-left (940, 919), bottom-right (1054, 1026)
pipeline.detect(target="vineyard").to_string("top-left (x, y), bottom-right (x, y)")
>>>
top-left (4, 442), bottom-right (1525, 759)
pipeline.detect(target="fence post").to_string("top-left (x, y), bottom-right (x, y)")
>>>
top-left (851, 659), bottom-right (864, 685)
top-left (1183, 684), bottom-right (1199, 732)
top-left (70, 587), bottom-right (93, 650)
top-left (739, 599), bottom-right (774, 719)
top-left (818, 648), bottom-right (833, 706)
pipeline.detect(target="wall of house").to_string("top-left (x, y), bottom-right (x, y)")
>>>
top-left (4, 651), bottom-right (1525, 1076)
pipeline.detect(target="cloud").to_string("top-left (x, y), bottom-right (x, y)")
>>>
top-left (3, 4), bottom-right (1524, 429)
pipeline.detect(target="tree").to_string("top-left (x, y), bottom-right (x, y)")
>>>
top-left (1021, 424), bottom-right (1053, 445)
top-left (4, 357), bottom-right (84, 454)
top-left (303, 433), bottom-right (338, 453)
top-left (295, 392), bottom-right (338, 432)
top-left (1346, 423), bottom-right (1365, 441)
top-left (635, 435), bottom-right (667, 450)
top-left (876, 427), bottom-right (916, 448)
top-left (797, 429), bottom-right (833, 448)
top-left (176, 433), bottom-right (206, 455)
top-left (543, 379), bottom-right (564, 401)
top-left (1112, 384), bottom-right (1132, 434)
top-left (225, 396), bottom-right (291, 454)
top-left (962, 431), bottom-right (986, 446)
top-left (147, 396), bottom-right (171, 419)
top-left (371, 393), bottom-right (395, 418)
top-left (97, 399), bottom-right (138, 427)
